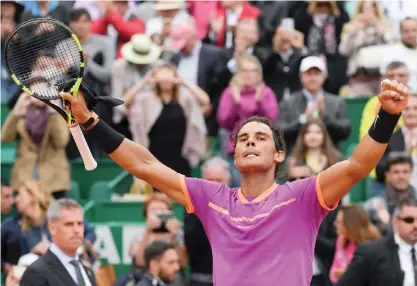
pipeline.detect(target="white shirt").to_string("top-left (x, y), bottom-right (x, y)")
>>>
top-left (177, 41), bottom-right (202, 85)
top-left (394, 233), bottom-right (417, 286)
top-left (49, 244), bottom-right (92, 286)
top-left (225, 5), bottom-right (243, 48)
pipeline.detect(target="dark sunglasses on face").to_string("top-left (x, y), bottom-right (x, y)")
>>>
top-left (288, 177), bottom-right (307, 182)
top-left (398, 216), bottom-right (417, 224)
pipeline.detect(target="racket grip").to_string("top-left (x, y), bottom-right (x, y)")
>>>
top-left (69, 125), bottom-right (98, 171)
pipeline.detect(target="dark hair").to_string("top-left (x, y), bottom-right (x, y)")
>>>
top-left (231, 116), bottom-right (286, 177)
top-left (393, 199), bottom-right (417, 217)
top-left (291, 119), bottom-right (341, 172)
top-left (144, 240), bottom-right (175, 269)
top-left (400, 17), bottom-right (417, 32)
top-left (70, 8), bottom-right (91, 22)
top-left (1, 178), bottom-right (10, 187)
top-left (385, 61), bottom-right (407, 72)
top-left (385, 151), bottom-right (413, 172)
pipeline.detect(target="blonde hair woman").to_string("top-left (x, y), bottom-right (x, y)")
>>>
top-left (339, 0), bottom-right (391, 97)
top-left (16, 181), bottom-right (53, 255)
top-left (217, 55), bottom-right (278, 186)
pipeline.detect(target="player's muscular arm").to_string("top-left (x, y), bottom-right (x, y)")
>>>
top-left (60, 92), bottom-right (186, 206)
top-left (109, 139), bottom-right (186, 205)
top-left (319, 80), bottom-right (409, 207)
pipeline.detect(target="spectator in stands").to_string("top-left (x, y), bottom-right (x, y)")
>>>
top-left (217, 55), bottom-right (278, 186)
top-left (364, 152), bottom-right (416, 234)
top-left (16, 181), bottom-right (97, 257)
top-left (288, 119), bottom-right (342, 177)
top-left (112, 34), bottom-right (162, 139)
top-left (294, 1), bottom-right (350, 94)
top-left (20, 1), bottom-right (70, 25)
top-left (376, 93), bottom-right (417, 190)
top-left (337, 199), bottom-right (417, 286)
top-left (380, 0), bottom-right (417, 41)
top-left (257, 1), bottom-right (290, 46)
top-left (1, 1), bottom-right (23, 103)
top-left (20, 199), bottom-right (97, 286)
top-left (210, 18), bottom-right (269, 136)
top-left (184, 157), bottom-right (231, 286)
top-left (383, 17), bottom-right (417, 90)
top-left (339, 0), bottom-right (392, 98)
top-left (360, 61), bottom-right (409, 140)
top-left (170, 23), bottom-right (222, 114)
top-left (130, 194), bottom-right (187, 285)
top-left (278, 56), bottom-right (351, 153)
top-left (186, 1), bottom-right (221, 41)
top-left (146, 0), bottom-right (192, 56)
top-left (263, 25), bottom-right (306, 102)
top-left (90, 0), bottom-right (145, 59)
top-left (70, 9), bottom-right (115, 123)
top-left (330, 205), bottom-right (381, 284)
top-left (205, 0), bottom-right (260, 48)
top-left (1, 178), bottom-right (14, 218)
top-left (359, 61), bottom-right (409, 197)
top-left (1, 92), bottom-right (71, 199)
top-left (138, 241), bottom-right (181, 286)
top-left (129, 63), bottom-right (208, 177)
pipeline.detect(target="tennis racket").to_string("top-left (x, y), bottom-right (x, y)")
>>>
top-left (4, 18), bottom-right (97, 171)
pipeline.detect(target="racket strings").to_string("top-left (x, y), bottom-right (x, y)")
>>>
top-left (6, 20), bottom-right (81, 100)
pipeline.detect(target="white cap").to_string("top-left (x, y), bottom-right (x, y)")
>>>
top-left (17, 253), bottom-right (39, 266)
top-left (299, 56), bottom-right (327, 76)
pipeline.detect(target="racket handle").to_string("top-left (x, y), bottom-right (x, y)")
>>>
top-left (69, 125), bottom-right (98, 171)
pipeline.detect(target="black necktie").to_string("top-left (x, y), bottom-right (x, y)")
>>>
top-left (411, 248), bottom-right (417, 286)
top-left (70, 260), bottom-right (86, 286)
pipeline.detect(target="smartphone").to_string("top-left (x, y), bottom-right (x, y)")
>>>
top-left (153, 211), bottom-right (174, 233)
top-left (281, 18), bottom-right (295, 30)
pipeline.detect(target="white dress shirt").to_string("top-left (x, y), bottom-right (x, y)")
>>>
top-left (394, 233), bottom-right (417, 286)
top-left (177, 41), bottom-right (202, 85)
top-left (49, 244), bottom-right (92, 286)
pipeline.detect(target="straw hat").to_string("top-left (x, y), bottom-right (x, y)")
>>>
top-left (155, 0), bottom-right (184, 11)
top-left (121, 34), bottom-right (162, 65)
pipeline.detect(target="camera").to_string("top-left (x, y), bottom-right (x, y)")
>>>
top-left (152, 211), bottom-right (174, 233)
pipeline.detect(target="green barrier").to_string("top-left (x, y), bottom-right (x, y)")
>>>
top-left (84, 201), bottom-right (184, 223)
top-left (71, 159), bottom-right (123, 199)
top-left (92, 222), bottom-right (145, 277)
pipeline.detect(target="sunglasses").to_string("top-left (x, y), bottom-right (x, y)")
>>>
top-left (398, 216), bottom-right (417, 224)
top-left (288, 177), bottom-right (307, 182)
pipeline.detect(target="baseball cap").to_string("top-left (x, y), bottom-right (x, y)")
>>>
top-left (170, 24), bottom-right (195, 51)
top-left (299, 56), bottom-right (327, 75)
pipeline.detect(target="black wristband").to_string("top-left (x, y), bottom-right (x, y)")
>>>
top-left (368, 108), bottom-right (401, 144)
top-left (88, 120), bottom-right (125, 154)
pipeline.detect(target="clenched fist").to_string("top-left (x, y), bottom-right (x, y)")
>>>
top-left (379, 79), bottom-right (409, 115)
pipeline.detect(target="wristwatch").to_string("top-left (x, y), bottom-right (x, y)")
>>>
top-left (81, 112), bottom-right (99, 130)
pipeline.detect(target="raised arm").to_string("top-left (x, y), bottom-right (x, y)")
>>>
top-left (319, 80), bottom-right (409, 206)
top-left (60, 93), bottom-right (186, 206)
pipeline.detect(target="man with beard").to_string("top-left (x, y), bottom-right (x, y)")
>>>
top-left (19, 199), bottom-right (96, 286)
top-left (138, 240), bottom-right (181, 286)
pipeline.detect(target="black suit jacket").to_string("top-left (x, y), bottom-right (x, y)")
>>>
top-left (375, 129), bottom-right (406, 183)
top-left (171, 43), bottom-right (222, 137)
top-left (336, 234), bottom-right (404, 286)
top-left (20, 249), bottom-right (96, 286)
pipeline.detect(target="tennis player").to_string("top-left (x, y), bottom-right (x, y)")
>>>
top-left (61, 79), bottom-right (408, 285)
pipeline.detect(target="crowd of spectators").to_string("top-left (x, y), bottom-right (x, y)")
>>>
top-left (1, 0), bottom-right (417, 286)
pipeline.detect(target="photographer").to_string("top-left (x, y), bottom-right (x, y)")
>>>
top-left (130, 194), bottom-right (187, 279)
